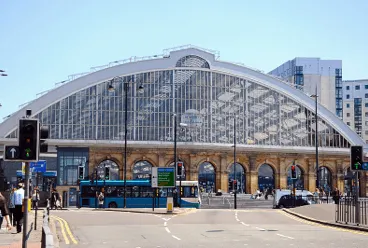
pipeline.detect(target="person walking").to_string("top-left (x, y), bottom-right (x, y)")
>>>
top-left (0, 191), bottom-right (12, 231)
top-left (13, 183), bottom-right (25, 233)
top-left (8, 188), bottom-right (16, 226)
top-left (31, 188), bottom-right (40, 210)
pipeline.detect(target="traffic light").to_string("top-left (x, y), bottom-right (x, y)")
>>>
top-left (291, 165), bottom-right (297, 179)
top-left (78, 166), bottom-right (84, 180)
top-left (105, 167), bottom-right (110, 180)
top-left (177, 162), bottom-right (183, 177)
top-left (351, 145), bottom-right (363, 170)
top-left (39, 126), bottom-right (49, 153)
top-left (233, 180), bottom-right (238, 189)
top-left (18, 119), bottom-right (39, 161)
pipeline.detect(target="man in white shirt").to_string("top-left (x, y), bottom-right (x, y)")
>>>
top-left (13, 183), bottom-right (25, 233)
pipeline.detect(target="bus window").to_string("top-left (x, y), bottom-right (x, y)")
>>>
top-left (182, 186), bottom-right (198, 198)
top-left (141, 187), bottom-right (153, 198)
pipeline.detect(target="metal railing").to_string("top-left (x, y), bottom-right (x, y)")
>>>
top-left (336, 197), bottom-right (368, 227)
top-left (41, 200), bottom-right (54, 248)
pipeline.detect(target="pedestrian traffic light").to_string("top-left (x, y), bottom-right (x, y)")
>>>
top-left (177, 162), bottom-right (183, 177)
top-left (78, 166), bottom-right (84, 180)
top-left (233, 180), bottom-right (237, 189)
top-left (39, 125), bottom-right (49, 153)
top-left (291, 165), bottom-right (297, 179)
top-left (18, 119), bottom-right (39, 161)
top-left (351, 145), bottom-right (363, 170)
top-left (105, 167), bottom-right (110, 180)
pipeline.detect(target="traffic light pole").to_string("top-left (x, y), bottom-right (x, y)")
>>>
top-left (233, 117), bottom-right (237, 210)
top-left (355, 171), bottom-right (360, 224)
top-left (22, 162), bottom-right (30, 248)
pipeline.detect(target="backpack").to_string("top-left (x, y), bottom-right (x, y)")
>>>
top-left (98, 194), bottom-right (104, 202)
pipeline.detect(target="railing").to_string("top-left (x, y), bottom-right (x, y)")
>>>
top-left (336, 197), bottom-right (368, 226)
top-left (41, 199), bottom-right (54, 248)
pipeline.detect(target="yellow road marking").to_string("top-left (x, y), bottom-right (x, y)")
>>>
top-left (52, 216), bottom-right (70, 244)
top-left (52, 215), bottom-right (78, 244)
top-left (279, 210), bottom-right (368, 236)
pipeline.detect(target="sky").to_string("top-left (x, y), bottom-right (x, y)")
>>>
top-left (0, 0), bottom-right (367, 121)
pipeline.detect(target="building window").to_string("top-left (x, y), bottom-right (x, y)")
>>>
top-left (365, 112), bottom-right (368, 117)
top-left (346, 86), bottom-right (350, 90)
top-left (366, 140), bottom-right (368, 144)
top-left (365, 85), bottom-right (368, 89)
top-left (347, 122), bottom-right (350, 126)
top-left (365, 94), bottom-right (368, 98)
top-left (57, 148), bottom-right (89, 186)
top-left (346, 103), bottom-right (350, 108)
top-left (365, 131), bottom-right (368, 135)
top-left (356, 85), bottom-right (360, 90)
top-left (365, 103), bottom-right (368, 107)
top-left (347, 113), bottom-right (350, 117)
top-left (366, 121), bottom-right (368, 126)
top-left (346, 94), bottom-right (350, 99)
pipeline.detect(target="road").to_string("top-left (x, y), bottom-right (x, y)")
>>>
top-left (51, 208), bottom-right (368, 248)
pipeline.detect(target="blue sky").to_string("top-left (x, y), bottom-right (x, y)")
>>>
top-left (0, 0), bottom-right (367, 120)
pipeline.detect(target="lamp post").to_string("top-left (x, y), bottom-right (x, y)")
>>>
top-left (108, 76), bottom-right (144, 208)
top-left (233, 117), bottom-right (237, 209)
top-left (311, 87), bottom-right (319, 189)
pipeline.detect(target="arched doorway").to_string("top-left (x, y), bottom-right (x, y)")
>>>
top-left (287, 165), bottom-right (304, 190)
top-left (97, 160), bottom-right (119, 180)
top-left (170, 160), bottom-right (187, 180)
top-left (198, 162), bottom-right (216, 193)
top-left (132, 161), bottom-right (153, 180)
top-left (228, 163), bottom-right (246, 193)
top-left (343, 167), bottom-right (354, 196)
top-left (318, 166), bottom-right (332, 193)
top-left (258, 164), bottom-right (275, 192)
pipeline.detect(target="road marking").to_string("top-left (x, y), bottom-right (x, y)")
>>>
top-left (277, 233), bottom-right (294, 239)
top-left (255, 227), bottom-right (266, 231)
top-left (279, 210), bottom-right (368, 236)
top-left (165, 227), bottom-right (171, 233)
top-left (52, 216), bottom-right (78, 244)
top-left (53, 216), bottom-right (69, 244)
top-left (240, 222), bottom-right (249, 226)
top-left (235, 217), bottom-right (240, 221)
top-left (164, 222), bottom-right (167, 226)
top-left (172, 235), bottom-right (181, 240)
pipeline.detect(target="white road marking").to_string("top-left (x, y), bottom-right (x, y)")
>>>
top-left (277, 233), bottom-right (295, 240)
top-left (164, 222), bottom-right (167, 226)
top-left (165, 227), bottom-right (171, 233)
top-left (255, 227), bottom-right (266, 231)
top-left (235, 217), bottom-right (240, 221)
top-left (240, 222), bottom-right (249, 226)
top-left (172, 235), bottom-right (181, 240)
top-left (162, 217), bottom-right (171, 221)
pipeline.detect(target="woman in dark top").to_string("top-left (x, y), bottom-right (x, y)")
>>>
top-left (0, 192), bottom-right (12, 231)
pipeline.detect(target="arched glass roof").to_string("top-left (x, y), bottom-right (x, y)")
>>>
top-left (0, 46), bottom-right (364, 150)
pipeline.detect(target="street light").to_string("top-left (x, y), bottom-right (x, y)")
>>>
top-left (108, 76), bottom-right (144, 208)
top-left (310, 87), bottom-right (319, 189)
top-left (233, 117), bottom-right (237, 209)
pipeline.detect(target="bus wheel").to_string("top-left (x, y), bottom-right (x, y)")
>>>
top-left (109, 202), bottom-right (118, 208)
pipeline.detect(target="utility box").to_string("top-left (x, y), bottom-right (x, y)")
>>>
top-left (167, 197), bottom-right (173, 213)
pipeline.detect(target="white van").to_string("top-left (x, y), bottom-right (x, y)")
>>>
top-left (273, 189), bottom-right (313, 208)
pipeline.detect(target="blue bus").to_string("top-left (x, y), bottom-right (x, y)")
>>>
top-left (79, 180), bottom-right (201, 209)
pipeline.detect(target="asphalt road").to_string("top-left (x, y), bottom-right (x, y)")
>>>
top-left (51, 208), bottom-right (368, 248)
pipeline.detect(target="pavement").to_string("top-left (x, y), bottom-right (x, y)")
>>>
top-left (49, 207), bottom-right (368, 248)
top-left (96, 207), bottom-right (192, 215)
top-left (0, 210), bottom-right (43, 248)
top-left (282, 204), bottom-right (368, 232)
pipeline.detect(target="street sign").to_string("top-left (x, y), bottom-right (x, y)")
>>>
top-left (362, 162), bottom-right (368, 171)
top-left (4, 145), bottom-right (21, 161)
top-left (30, 160), bottom-right (47, 173)
top-left (151, 167), bottom-right (175, 188)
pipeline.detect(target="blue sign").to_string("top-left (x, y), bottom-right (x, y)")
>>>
top-left (30, 160), bottom-right (47, 173)
top-left (362, 162), bottom-right (368, 170)
top-left (44, 171), bottom-right (57, 177)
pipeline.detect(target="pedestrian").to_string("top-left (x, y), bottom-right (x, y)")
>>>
top-left (97, 190), bottom-right (104, 208)
top-left (8, 188), bottom-right (16, 226)
top-left (13, 183), bottom-right (25, 233)
top-left (332, 187), bottom-right (340, 204)
top-left (0, 191), bottom-right (12, 231)
top-left (31, 188), bottom-right (40, 210)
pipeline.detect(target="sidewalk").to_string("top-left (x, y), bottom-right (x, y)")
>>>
top-left (283, 204), bottom-right (368, 232)
top-left (0, 210), bottom-right (43, 248)
top-left (95, 207), bottom-right (194, 215)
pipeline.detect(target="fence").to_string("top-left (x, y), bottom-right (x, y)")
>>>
top-left (336, 197), bottom-right (368, 227)
top-left (41, 200), bottom-right (54, 248)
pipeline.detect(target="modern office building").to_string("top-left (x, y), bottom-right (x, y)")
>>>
top-left (269, 58), bottom-right (343, 119)
top-left (343, 79), bottom-right (368, 143)
top-left (0, 46), bottom-right (366, 205)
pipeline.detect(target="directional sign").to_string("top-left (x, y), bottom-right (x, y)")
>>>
top-left (151, 167), bottom-right (175, 188)
top-left (362, 162), bottom-right (368, 171)
top-left (4, 145), bottom-right (21, 161)
top-left (30, 160), bottom-right (47, 173)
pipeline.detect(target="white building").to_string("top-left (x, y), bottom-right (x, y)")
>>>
top-left (343, 79), bottom-right (368, 143)
top-left (269, 58), bottom-right (343, 118)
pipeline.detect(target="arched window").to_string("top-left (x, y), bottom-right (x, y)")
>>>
top-left (228, 163), bottom-right (246, 193)
top-left (97, 160), bottom-right (119, 180)
top-left (132, 161), bottom-right (153, 180)
top-left (170, 160), bottom-right (186, 180)
top-left (318, 166), bottom-right (332, 193)
top-left (258, 164), bottom-right (275, 192)
top-left (287, 165), bottom-right (304, 190)
top-left (198, 162), bottom-right (216, 193)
